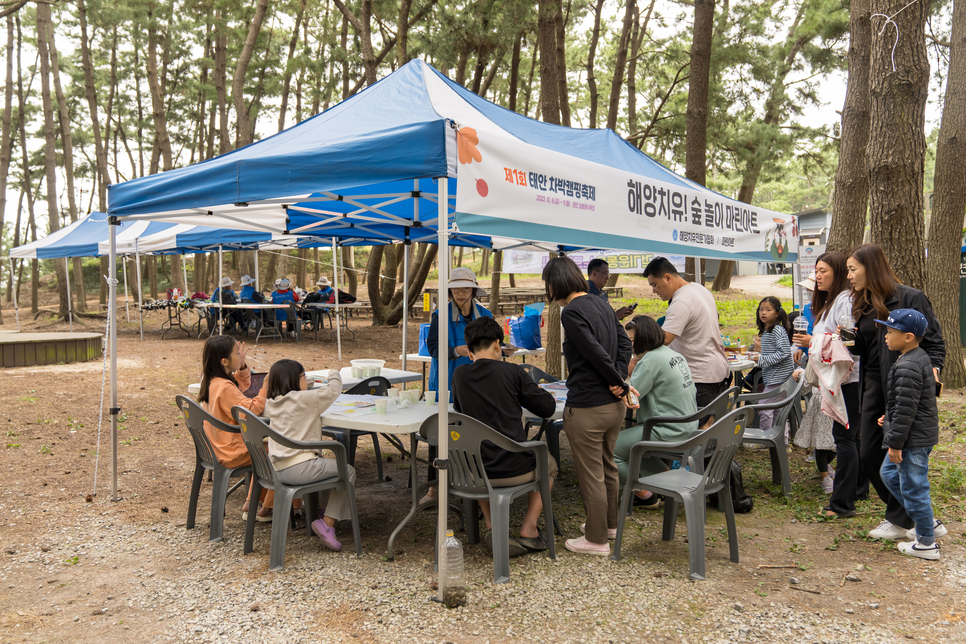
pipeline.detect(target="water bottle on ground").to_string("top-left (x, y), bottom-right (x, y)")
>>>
top-left (441, 530), bottom-right (467, 608)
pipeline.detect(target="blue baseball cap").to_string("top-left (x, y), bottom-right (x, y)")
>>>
top-left (875, 308), bottom-right (927, 336)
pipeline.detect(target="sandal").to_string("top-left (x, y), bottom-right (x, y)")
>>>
top-left (483, 529), bottom-right (527, 557)
top-left (819, 506), bottom-right (855, 519)
top-left (517, 529), bottom-right (549, 552)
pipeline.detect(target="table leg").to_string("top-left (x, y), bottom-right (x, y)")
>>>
top-left (421, 363), bottom-right (427, 392)
top-left (387, 434), bottom-right (422, 562)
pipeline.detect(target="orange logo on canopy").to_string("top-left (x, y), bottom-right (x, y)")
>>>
top-left (457, 128), bottom-right (481, 165)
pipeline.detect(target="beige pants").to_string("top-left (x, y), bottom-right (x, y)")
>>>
top-left (488, 458), bottom-right (559, 488)
top-left (563, 401), bottom-right (626, 545)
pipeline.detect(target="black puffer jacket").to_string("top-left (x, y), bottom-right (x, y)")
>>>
top-left (883, 347), bottom-right (939, 450)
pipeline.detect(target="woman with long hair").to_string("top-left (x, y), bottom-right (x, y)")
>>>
top-left (792, 251), bottom-right (867, 517)
top-left (198, 335), bottom-right (274, 521)
top-left (542, 256), bottom-right (634, 556)
top-left (846, 244), bottom-right (945, 539)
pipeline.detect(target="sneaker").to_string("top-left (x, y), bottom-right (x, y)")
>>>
top-left (580, 523), bottom-right (617, 540)
top-left (905, 520), bottom-right (948, 541)
top-left (564, 536), bottom-right (610, 556)
top-left (806, 451), bottom-right (816, 463)
top-left (897, 539), bottom-right (940, 560)
top-left (821, 475), bottom-right (834, 494)
top-left (868, 520), bottom-right (908, 541)
top-left (826, 465), bottom-right (835, 480)
top-left (312, 519), bottom-right (342, 552)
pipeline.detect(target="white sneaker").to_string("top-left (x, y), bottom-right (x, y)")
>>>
top-left (897, 539), bottom-right (940, 560)
top-left (826, 465), bottom-right (835, 480)
top-left (904, 520), bottom-right (948, 541)
top-left (868, 520), bottom-right (909, 541)
top-left (822, 475), bottom-right (834, 494)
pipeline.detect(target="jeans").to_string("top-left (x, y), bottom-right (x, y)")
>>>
top-left (880, 447), bottom-right (935, 544)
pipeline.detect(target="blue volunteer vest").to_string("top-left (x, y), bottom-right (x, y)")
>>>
top-left (428, 300), bottom-right (492, 402)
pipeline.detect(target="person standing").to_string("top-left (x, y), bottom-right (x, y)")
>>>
top-left (642, 257), bottom-right (730, 416)
top-left (587, 259), bottom-right (635, 320)
top-left (792, 251), bottom-right (867, 517)
top-left (846, 244), bottom-right (945, 540)
top-left (543, 256), bottom-right (634, 555)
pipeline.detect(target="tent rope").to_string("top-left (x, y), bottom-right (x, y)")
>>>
top-left (92, 275), bottom-right (117, 497)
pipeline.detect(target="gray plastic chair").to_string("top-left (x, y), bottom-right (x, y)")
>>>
top-left (423, 412), bottom-right (556, 584)
top-left (321, 377), bottom-right (391, 482)
top-left (631, 385), bottom-right (741, 475)
top-left (613, 407), bottom-right (753, 580)
top-left (518, 363), bottom-right (564, 468)
top-left (736, 375), bottom-right (805, 497)
top-left (231, 406), bottom-right (362, 571)
top-left (175, 395), bottom-right (252, 543)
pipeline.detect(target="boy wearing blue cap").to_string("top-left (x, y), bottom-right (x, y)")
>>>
top-left (876, 308), bottom-right (945, 559)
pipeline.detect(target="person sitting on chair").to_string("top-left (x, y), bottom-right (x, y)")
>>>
top-left (452, 316), bottom-right (558, 555)
top-left (271, 278), bottom-right (300, 337)
top-left (239, 275), bottom-right (265, 303)
top-left (210, 276), bottom-right (244, 332)
top-left (301, 277), bottom-right (333, 331)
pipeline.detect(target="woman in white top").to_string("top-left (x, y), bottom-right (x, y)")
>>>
top-left (792, 251), bottom-right (866, 518)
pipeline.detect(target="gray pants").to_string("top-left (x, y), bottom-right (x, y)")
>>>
top-left (275, 457), bottom-right (356, 521)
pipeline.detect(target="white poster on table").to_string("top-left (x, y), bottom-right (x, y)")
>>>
top-left (504, 250), bottom-right (686, 274)
top-left (455, 129), bottom-right (798, 263)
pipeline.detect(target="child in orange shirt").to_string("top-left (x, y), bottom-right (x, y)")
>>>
top-left (197, 335), bottom-right (275, 521)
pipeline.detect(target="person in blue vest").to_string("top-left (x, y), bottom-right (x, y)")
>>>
top-left (301, 276), bottom-right (334, 331)
top-left (426, 267), bottom-right (494, 403)
top-left (210, 276), bottom-right (244, 332)
top-left (271, 278), bottom-right (300, 337)
top-left (239, 274), bottom-right (265, 303)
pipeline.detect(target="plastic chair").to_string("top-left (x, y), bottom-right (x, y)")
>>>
top-left (736, 375), bottom-right (805, 497)
top-left (518, 364), bottom-right (564, 469)
top-left (175, 395), bottom-right (252, 543)
top-left (423, 412), bottom-right (556, 584)
top-left (231, 406), bottom-right (362, 571)
top-left (321, 377), bottom-right (391, 482)
top-left (632, 385), bottom-right (741, 475)
top-left (273, 302), bottom-right (302, 342)
top-left (613, 407), bottom-right (752, 580)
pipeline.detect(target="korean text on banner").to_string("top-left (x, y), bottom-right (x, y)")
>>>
top-left (454, 130), bottom-right (798, 263)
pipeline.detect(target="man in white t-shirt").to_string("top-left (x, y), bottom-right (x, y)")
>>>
top-left (643, 257), bottom-right (730, 416)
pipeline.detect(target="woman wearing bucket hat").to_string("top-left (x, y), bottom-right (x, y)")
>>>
top-left (239, 275), bottom-right (265, 304)
top-left (426, 267), bottom-right (494, 402)
top-left (301, 276), bottom-right (335, 331)
top-left (211, 276), bottom-right (244, 333)
top-left (271, 278), bottom-right (301, 337)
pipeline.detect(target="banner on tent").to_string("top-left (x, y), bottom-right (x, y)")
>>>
top-left (503, 250), bottom-right (686, 274)
top-left (793, 243), bottom-right (825, 309)
top-left (455, 131), bottom-right (798, 262)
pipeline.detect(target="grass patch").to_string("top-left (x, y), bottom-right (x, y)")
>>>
top-left (775, 274), bottom-right (794, 288)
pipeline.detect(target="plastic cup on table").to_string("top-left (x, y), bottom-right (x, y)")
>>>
top-left (387, 388), bottom-right (400, 400)
top-left (374, 399), bottom-right (388, 414)
top-left (426, 391), bottom-right (436, 405)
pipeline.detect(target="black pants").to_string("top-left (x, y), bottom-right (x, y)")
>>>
top-left (695, 378), bottom-right (730, 425)
top-left (815, 449), bottom-right (835, 474)
top-left (826, 382), bottom-right (865, 514)
top-left (858, 376), bottom-right (913, 528)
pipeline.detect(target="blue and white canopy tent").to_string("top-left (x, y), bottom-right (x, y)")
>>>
top-left (107, 59), bottom-right (798, 592)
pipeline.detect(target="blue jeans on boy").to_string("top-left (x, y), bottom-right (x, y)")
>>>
top-left (880, 447), bottom-right (935, 544)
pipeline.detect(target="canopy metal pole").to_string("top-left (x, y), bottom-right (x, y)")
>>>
top-left (135, 242), bottom-right (144, 341)
top-left (64, 258), bottom-right (74, 332)
top-left (402, 241), bottom-right (409, 372)
top-left (254, 248), bottom-right (260, 291)
top-left (436, 177), bottom-right (450, 602)
top-left (218, 245), bottom-right (224, 335)
top-left (109, 218), bottom-right (119, 501)
top-left (122, 255), bottom-right (130, 322)
top-left (181, 254), bottom-right (188, 295)
top-left (9, 258), bottom-right (19, 331)
top-left (332, 238), bottom-right (341, 361)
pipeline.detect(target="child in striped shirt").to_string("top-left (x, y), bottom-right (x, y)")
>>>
top-left (753, 296), bottom-right (794, 437)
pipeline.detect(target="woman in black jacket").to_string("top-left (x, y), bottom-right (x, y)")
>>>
top-left (542, 256), bottom-right (634, 556)
top-left (846, 244), bottom-right (945, 540)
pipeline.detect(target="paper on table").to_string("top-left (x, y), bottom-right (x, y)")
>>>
top-left (538, 382), bottom-right (568, 403)
top-left (328, 394), bottom-right (382, 416)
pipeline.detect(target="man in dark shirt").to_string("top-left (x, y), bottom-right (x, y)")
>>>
top-left (587, 258), bottom-right (635, 320)
top-left (453, 317), bottom-right (558, 552)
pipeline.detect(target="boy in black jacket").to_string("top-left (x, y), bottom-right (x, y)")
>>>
top-left (876, 309), bottom-right (946, 560)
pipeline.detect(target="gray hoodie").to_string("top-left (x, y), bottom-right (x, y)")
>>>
top-left (264, 369), bottom-right (342, 470)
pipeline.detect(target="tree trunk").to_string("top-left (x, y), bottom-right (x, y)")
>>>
top-left (146, 7), bottom-right (173, 172)
top-left (342, 245), bottom-right (357, 296)
top-left (368, 243), bottom-right (437, 325)
top-left (489, 251), bottom-right (503, 316)
top-left (867, 0), bottom-right (930, 291)
top-left (685, 0), bottom-right (715, 189)
top-left (313, 248), bottom-right (320, 283)
top-left (554, 0), bottom-right (570, 126)
top-left (509, 31), bottom-right (523, 112)
top-left (277, 0), bottom-right (305, 132)
top-left (828, 0), bottom-right (871, 253)
top-left (334, 0), bottom-right (376, 86)
top-left (396, 0), bottom-right (413, 67)
top-left (35, 3), bottom-right (69, 316)
top-left (0, 16), bottom-right (12, 322)
top-left (233, 0), bottom-right (271, 148)
top-left (585, 0), bottom-right (604, 128)
top-left (926, 0), bottom-right (966, 388)
top-left (193, 253), bottom-right (206, 294)
top-left (46, 15), bottom-right (86, 311)
top-left (214, 12), bottom-right (230, 155)
top-left (148, 256), bottom-right (158, 299)
top-left (606, 0), bottom-right (636, 131)
top-left (296, 249), bottom-right (307, 290)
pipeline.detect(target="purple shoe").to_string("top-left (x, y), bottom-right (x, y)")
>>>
top-left (312, 518), bottom-right (342, 552)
